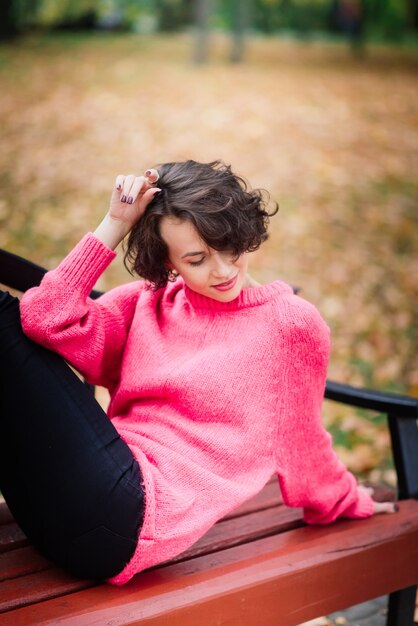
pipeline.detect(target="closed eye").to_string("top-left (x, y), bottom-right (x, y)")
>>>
top-left (190, 257), bottom-right (205, 266)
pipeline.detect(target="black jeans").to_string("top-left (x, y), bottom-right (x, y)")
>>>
top-left (0, 290), bottom-right (145, 580)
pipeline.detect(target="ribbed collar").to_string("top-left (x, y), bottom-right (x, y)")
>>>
top-left (183, 278), bottom-right (291, 311)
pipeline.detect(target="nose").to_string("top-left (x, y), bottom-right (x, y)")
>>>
top-left (211, 252), bottom-right (233, 280)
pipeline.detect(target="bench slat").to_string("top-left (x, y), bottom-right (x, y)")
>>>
top-left (0, 504), bottom-right (302, 612)
top-left (222, 477), bottom-right (283, 519)
top-left (0, 569), bottom-right (96, 614)
top-left (0, 483), bottom-right (397, 607)
top-left (0, 523), bottom-right (27, 554)
top-left (0, 476), bottom-right (281, 555)
top-left (1, 499), bottom-right (416, 626)
top-left (172, 504), bottom-right (302, 563)
top-left (0, 479), bottom-right (393, 553)
top-left (0, 546), bottom-right (52, 582)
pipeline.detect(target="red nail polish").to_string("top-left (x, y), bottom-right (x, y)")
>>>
top-left (121, 195), bottom-right (127, 202)
top-left (127, 197), bottom-right (133, 204)
top-left (145, 170), bottom-right (152, 176)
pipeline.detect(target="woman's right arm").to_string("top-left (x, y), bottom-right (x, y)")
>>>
top-left (20, 173), bottom-right (161, 388)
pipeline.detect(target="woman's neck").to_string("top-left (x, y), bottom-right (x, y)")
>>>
top-left (243, 273), bottom-right (262, 289)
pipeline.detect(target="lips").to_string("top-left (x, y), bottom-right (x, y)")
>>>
top-left (212, 274), bottom-right (239, 292)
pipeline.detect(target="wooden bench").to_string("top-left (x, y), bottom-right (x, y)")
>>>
top-left (1, 248), bottom-right (417, 626)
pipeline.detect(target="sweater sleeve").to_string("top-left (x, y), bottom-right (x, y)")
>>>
top-left (20, 232), bottom-right (144, 388)
top-left (274, 295), bottom-right (375, 524)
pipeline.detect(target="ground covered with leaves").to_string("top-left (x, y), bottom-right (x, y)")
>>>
top-left (0, 32), bottom-right (417, 484)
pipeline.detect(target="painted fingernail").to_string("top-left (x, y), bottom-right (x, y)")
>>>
top-left (121, 195), bottom-right (127, 202)
top-left (145, 170), bottom-right (152, 176)
top-left (394, 504), bottom-right (399, 512)
top-left (127, 196), bottom-right (133, 204)
top-left (117, 184), bottom-right (122, 190)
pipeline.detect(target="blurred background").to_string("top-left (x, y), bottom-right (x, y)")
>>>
top-left (0, 0), bottom-right (417, 485)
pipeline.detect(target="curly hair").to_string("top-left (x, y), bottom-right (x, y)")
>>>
top-left (124, 160), bottom-right (278, 290)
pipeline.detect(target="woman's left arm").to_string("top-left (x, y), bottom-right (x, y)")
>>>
top-left (273, 296), bottom-right (396, 524)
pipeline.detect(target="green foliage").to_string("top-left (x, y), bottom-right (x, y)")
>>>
top-left (35, 0), bottom-right (94, 26)
top-left (327, 420), bottom-right (371, 451)
top-left (154, 0), bottom-right (194, 33)
top-left (0, 0), bottom-right (41, 38)
top-left (1, 0), bottom-right (416, 41)
top-left (349, 357), bottom-right (375, 388)
top-left (364, 0), bottom-right (412, 40)
top-left (250, 0), bottom-right (332, 35)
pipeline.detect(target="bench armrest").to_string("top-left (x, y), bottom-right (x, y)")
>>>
top-left (325, 380), bottom-right (418, 418)
top-left (325, 379), bottom-right (418, 501)
top-left (0, 248), bottom-right (104, 299)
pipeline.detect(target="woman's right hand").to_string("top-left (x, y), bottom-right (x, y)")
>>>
top-left (109, 170), bottom-right (161, 233)
top-left (94, 170), bottom-right (161, 250)
top-left (358, 485), bottom-right (398, 515)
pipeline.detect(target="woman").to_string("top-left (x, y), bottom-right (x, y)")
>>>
top-left (0, 160), bottom-right (396, 586)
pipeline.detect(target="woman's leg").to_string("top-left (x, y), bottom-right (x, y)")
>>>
top-left (0, 290), bottom-right (145, 580)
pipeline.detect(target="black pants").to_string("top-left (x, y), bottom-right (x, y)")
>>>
top-left (0, 291), bottom-right (145, 581)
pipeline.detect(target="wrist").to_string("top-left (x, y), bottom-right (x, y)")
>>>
top-left (94, 214), bottom-right (131, 250)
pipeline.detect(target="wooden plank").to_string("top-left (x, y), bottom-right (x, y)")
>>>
top-left (0, 477), bottom-right (283, 563)
top-left (221, 476), bottom-right (283, 520)
top-left (0, 479), bottom-right (288, 606)
top-left (0, 569), bottom-right (97, 614)
top-left (0, 480), bottom-right (393, 554)
top-left (0, 482), bottom-right (396, 608)
top-left (169, 503), bottom-right (302, 563)
top-left (0, 479), bottom-right (281, 555)
top-left (221, 480), bottom-right (395, 522)
top-left (0, 503), bottom-right (301, 612)
top-left (2, 499), bottom-right (417, 626)
top-left (0, 546), bottom-right (52, 582)
top-left (0, 480), bottom-right (393, 530)
top-left (0, 523), bottom-right (27, 554)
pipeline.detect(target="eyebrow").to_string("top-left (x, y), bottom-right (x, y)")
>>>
top-left (181, 251), bottom-right (206, 259)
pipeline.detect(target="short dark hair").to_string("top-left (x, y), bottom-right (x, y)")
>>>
top-left (124, 159), bottom-right (278, 290)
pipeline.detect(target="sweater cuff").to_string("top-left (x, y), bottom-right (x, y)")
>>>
top-left (343, 488), bottom-right (376, 519)
top-left (54, 232), bottom-right (116, 295)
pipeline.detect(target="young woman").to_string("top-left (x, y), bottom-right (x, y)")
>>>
top-left (0, 160), bottom-right (396, 586)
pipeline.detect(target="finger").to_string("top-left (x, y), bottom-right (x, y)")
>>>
top-left (121, 174), bottom-right (135, 202)
top-left (359, 485), bottom-right (374, 496)
top-left (138, 187), bottom-right (161, 211)
top-left (115, 174), bottom-right (124, 192)
top-left (145, 168), bottom-right (160, 184)
top-left (128, 176), bottom-right (149, 205)
top-left (374, 501), bottom-right (398, 515)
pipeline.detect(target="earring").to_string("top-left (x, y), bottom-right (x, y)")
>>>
top-left (167, 269), bottom-right (179, 282)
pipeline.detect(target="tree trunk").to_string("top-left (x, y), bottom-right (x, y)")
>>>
top-left (0, 0), bottom-right (19, 40)
top-left (194, 0), bottom-right (212, 64)
top-left (230, 0), bottom-right (251, 63)
top-left (406, 0), bottom-right (418, 30)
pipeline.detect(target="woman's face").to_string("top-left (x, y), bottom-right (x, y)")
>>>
top-left (160, 217), bottom-right (249, 302)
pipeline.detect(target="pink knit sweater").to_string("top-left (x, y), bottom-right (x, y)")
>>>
top-left (20, 233), bottom-right (375, 585)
